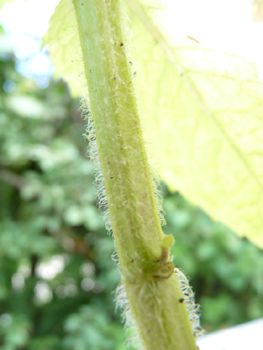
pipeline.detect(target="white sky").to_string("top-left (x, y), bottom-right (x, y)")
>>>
top-left (0, 0), bottom-right (60, 87)
top-left (0, 0), bottom-right (59, 37)
top-left (197, 318), bottom-right (263, 350)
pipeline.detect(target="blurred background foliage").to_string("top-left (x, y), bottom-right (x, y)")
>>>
top-left (0, 23), bottom-right (263, 350)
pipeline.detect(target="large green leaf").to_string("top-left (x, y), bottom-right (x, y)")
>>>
top-left (43, 0), bottom-right (263, 249)
top-left (42, 0), bottom-right (84, 97)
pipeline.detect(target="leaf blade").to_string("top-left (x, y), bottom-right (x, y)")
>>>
top-left (128, 0), bottom-right (263, 248)
top-left (42, 0), bottom-right (84, 97)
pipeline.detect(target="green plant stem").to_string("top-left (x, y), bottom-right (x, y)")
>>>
top-left (73, 1), bottom-right (197, 349)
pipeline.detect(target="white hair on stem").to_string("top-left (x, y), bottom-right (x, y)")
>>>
top-left (80, 96), bottom-right (204, 347)
top-left (175, 268), bottom-right (205, 339)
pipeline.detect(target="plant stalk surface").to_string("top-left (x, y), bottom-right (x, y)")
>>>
top-left (73, 1), bottom-right (197, 349)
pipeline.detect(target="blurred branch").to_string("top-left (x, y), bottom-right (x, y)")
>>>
top-left (0, 169), bottom-right (25, 189)
top-left (55, 230), bottom-right (92, 259)
top-left (31, 254), bottom-right (38, 276)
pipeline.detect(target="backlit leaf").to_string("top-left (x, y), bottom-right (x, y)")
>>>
top-left (129, 0), bottom-right (263, 249)
top-left (43, 0), bottom-right (263, 249)
top-left (42, 0), bottom-right (84, 97)
top-left (250, 0), bottom-right (263, 21)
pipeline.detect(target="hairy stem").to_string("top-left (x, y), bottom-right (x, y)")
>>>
top-left (73, 1), bottom-right (197, 349)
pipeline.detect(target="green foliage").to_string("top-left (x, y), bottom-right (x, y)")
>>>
top-left (63, 306), bottom-right (127, 350)
top-left (0, 34), bottom-right (127, 349)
